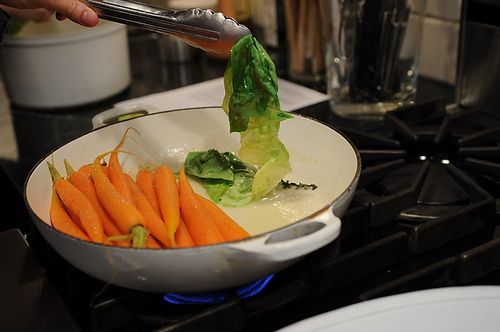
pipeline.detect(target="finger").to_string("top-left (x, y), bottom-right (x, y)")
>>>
top-left (41, 0), bottom-right (99, 27)
top-left (55, 12), bottom-right (67, 21)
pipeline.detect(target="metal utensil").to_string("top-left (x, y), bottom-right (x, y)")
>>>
top-left (87, 0), bottom-right (251, 54)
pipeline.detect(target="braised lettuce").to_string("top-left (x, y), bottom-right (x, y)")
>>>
top-left (222, 35), bottom-right (292, 199)
top-left (184, 150), bottom-right (256, 207)
top-left (185, 35), bottom-right (292, 206)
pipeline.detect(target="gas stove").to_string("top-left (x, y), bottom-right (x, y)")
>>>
top-left (4, 98), bottom-right (498, 332)
top-left (2, 4), bottom-right (500, 326)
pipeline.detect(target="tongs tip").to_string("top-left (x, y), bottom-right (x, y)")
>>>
top-left (87, 0), bottom-right (251, 55)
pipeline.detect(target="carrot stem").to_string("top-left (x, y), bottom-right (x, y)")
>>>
top-left (131, 225), bottom-right (148, 248)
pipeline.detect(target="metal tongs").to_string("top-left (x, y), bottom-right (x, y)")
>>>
top-left (87, 0), bottom-right (251, 54)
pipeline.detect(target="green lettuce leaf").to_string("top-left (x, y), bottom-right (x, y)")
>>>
top-left (184, 150), bottom-right (256, 207)
top-left (222, 35), bottom-right (293, 199)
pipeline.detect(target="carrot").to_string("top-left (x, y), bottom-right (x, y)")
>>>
top-left (63, 198), bottom-right (83, 230)
top-left (154, 165), bottom-right (181, 247)
top-left (146, 235), bottom-right (161, 249)
top-left (64, 160), bottom-right (131, 248)
top-left (197, 194), bottom-right (250, 241)
top-left (91, 152), bottom-right (148, 248)
top-left (78, 164), bottom-right (92, 177)
top-left (175, 219), bottom-right (195, 248)
top-left (47, 161), bottom-right (110, 245)
top-left (124, 173), bottom-right (171, 247)
top-left (49, 187), bottom-right (90, 241)
top-left (108, 131), bottom-right (135, 206)
top-left (136, 168), bottom-right (161, 216)
top-left (178, 168), bottom-right (225, 246)
top-left (79, 163), bottom-right (109, 178)
top-left (108, 152), bottom-right (135, 205)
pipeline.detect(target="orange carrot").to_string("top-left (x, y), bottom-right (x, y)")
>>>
top-left (154, 165), bottom-right (181, 247)
top-left (64, 199), bottom-right (83, 230)
top-left (64, 160), bottom-right (131, 248)
top-left (107, 131), bottom-right (135, 206)
top-left (146, 235), bottom-right (161, 249)
top-left (136, 168), bottom-right (161, 216)
top-left (47, 162), bottom-right (110, 245)
top-left (78, 164), bottom-right (92, 176)
top-left (50, 187), bottom-right (90, 241)
top-left (79, 163), bottom-right (109, 178)
top-left (108, 152), bottom-right (135, 205)
top-left (91, 152), bottom-right (148, 248)
top-left (197, 194), bottom-right (250, 242)
top-left (101, 165), bottom-right (110, 178)
top-left (124, 173), bottom-right (171, 247)
top-left (175, 219), bottom-right (195, 248)
top-left (178, 168), bottom-right (225, 246)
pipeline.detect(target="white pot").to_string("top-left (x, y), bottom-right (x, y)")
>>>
top-left (25, 107), bottom-right (361, 293)
top-left (0, 19), bottom-right (131, 109)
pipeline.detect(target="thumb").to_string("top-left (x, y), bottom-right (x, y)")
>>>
top-left (46, 0), bottom-right (99, 27)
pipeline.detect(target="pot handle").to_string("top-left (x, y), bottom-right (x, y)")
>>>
top-left (91, 104), bottom-right (158, 129)
top-left (230, 208), bottom-right (341, 262)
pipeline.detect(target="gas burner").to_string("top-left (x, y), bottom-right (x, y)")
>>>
top-left (164, 275), bottom-right (275, 305)
top-left (335, 101), bottom-right (498, 252)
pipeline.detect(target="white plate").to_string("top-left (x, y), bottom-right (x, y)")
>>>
top-left (278, 286), bottom-right (500, 332)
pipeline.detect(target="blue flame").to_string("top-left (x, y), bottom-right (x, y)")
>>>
top-left (236, 274), bottom-right (274, 299)
top-left (164, 292), bottom-right (226, 305)
top-left (163, 274), bottom-right (275, 305)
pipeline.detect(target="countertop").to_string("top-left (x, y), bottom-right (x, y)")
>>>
top-left (0, 29), bottom-right (455, 233)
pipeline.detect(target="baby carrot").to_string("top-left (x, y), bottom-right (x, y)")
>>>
top-left (108, 151), bottom-right (135, 205)
top-left (78, 164), bottom-right (92, 176)
top-left (47, 161), bottom-right (110, 245)
top-left (79, 163), bottom-right (109, 178)
top-left (146, 235), bottom-right (161, 249)
top-left (178, 168), bottom-right (225, 246)
top-left (64, 160), bottom-right (131, 248)
top-left (197, 194), bottom-right (250, 242)
top-left (50, 187), bottom-right (90, 241)
top-left (154, 165), bottom-right (180, 247)
top-left (175, 219), bottom-right (195, 248)
top-left (108, 131), bottom-right (135, 206)
top-left (136, 168), bottom-right (161, 216)
top-left (91, 152), bottom-right (148, 248)
top-left (124, 173), bottom-right (171, 247)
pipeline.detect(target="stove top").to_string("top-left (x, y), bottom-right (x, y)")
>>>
top-left (3, 99), bottom-right (499, 332)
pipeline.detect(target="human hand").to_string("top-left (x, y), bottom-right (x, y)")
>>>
top-left (0, 0), bottom-right (99, 27)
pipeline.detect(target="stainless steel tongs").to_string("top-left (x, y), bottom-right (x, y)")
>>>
top-left (87, 0), bottom-right (251, 54)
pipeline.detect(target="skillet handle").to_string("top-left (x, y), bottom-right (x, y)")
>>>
top-left (91, 104), bottom-right (158, 129)
top-left (232, 209), bottom-right (341, 262)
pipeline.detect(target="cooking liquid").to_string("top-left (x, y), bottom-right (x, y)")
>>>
top-left (190, 178), bottom-right (329, 236)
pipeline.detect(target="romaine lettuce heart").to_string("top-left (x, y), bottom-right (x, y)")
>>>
top-left (222, 35), bottom-right (293, 199)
